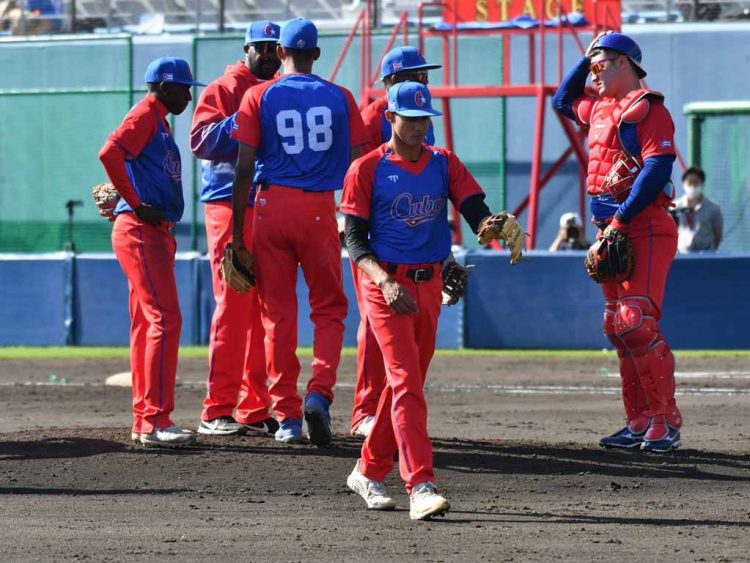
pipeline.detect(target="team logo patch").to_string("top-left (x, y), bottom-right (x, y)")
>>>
top-left (660, 140), bottom-right (672, 148)
top-left (162, 73), bottom-right (174, 81)
top-left (388, 175), bottom-right (399, 183)
top-left (390, 192), bottom-right (445, 227)
top-left (297, 39), bottom-right (305, 48)
top-left (264, 23), bottom-right (275, 37)
top-left (163, 150), bottom-right (181, 182)
top-left (414, 90), bottom-right (426, 107)
top-left (392, 61), bottom-right (403, 71)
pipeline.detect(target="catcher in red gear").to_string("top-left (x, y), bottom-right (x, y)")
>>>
top-left (553, 32), bottom-right (682, 453)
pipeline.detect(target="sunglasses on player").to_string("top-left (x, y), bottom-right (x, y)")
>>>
top-left (589, 56), bottom-right (620, 76)
top-left (249, 42), bottom-right (278, 55)
top-left (391, 71), bottom-right (429, 85)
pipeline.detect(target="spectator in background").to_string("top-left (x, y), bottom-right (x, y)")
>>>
top-left (673, 167), bottom-right (723, 253)
top-left (549, 212), bottom-right (591, 251)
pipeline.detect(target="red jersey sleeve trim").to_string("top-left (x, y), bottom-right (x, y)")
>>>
top-left (232, 79), bottom-right (276, 147)
top-left (439, 148), bottom-right (485, 209)
top-left (340, 146), bottom-right (385, 219)
top-left (637, 99), bottom-right (677, 161)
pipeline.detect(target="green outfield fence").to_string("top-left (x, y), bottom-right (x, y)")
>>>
top-left (0, 35), bottom-right (136, 252)
top-left (0, 33), bottom-right (507, 253)
top-left (685, 101), bottom-right (750, 254)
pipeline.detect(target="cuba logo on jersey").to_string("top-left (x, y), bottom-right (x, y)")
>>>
top-left (391, 192), bottom-right (445, 227)
top-left (163, 150), bottom-right (181, 182)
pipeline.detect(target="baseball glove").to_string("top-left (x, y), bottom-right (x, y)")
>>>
top-left (220, 245), bottom-right (255, 293)
top-left (441, 260), bottom-right (469, 306)
top-left (91, 182), bottom-right (120, 221)
top-left (477, 212), bottom-right (526, 264)
top-left (584, 226), bottom-right (634, 284)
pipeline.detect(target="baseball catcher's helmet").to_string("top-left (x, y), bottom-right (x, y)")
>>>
top-left (592, 32), bottom-right (647, 78)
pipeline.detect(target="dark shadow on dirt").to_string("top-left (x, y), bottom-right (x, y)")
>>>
top-left (0, 487), bottom-right (190, 496)
top-left (446, 509), bottom-right (750, 528)
top-left (0, 438), bottom-right (128, 460)
top-left (431, 438), bottom-right (750, 482)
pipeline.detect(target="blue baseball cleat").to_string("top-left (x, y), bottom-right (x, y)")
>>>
top-left (304, 391), bottom-right (332, 447)
top-left (641, 425), bottom-right (681, 453)
top-left (599, 425), bottom-right (646, 449)
top-left (275, 418), bottom-right (306, 444)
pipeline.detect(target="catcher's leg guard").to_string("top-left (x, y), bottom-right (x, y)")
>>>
top-left (614, 297), bottom-right (682, 437)
top-left (603, 299), bottom-right (649, 432)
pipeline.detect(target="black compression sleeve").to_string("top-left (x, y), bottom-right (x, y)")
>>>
top-left (459, 193), bottom-right (492, 233)
top-left (344, 214), bottom-right (376, 264)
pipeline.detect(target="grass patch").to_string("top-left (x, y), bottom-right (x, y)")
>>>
top-left (0, 347), bottom-right (748, 361)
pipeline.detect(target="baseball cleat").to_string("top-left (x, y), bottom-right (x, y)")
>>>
top-left (130, 432), bottom-right (142, 442)
top-left (409, 482), bottom-right (450, 521)
top-left (242, 417), bottom-right (280, 436)
top-left (641, 421), bottom-right (681, 453)
top-left (304, 391), bottom-right (332, 447)
top-left (197, 416), bottom-right (246, 436)
top-left (346, 466), bottom-right (396, 511)
top-left (599, 425), bottom-right (646, 449)
top-left (274, 418), bottom-right (306, 444)
top-left (140, 425), bottom-right (196, 448)
top-left (352, 416), bottom-right (375, 438)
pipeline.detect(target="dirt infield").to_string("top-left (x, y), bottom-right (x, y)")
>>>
top-left (1, 354), bottom-right (750, 562)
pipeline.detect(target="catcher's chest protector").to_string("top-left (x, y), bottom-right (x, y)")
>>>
top-left (584, 89), bottom-right (663, 202)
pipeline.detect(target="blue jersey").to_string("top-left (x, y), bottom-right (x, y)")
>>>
top-left (234, 74), bottom-right (367, 192)
top-left (342, 145), bottom-right (484, 264)
top-left (114, 110), bottom-right (184, 222)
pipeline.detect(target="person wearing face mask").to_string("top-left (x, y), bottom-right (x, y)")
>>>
top-left (190, 21), bottom-right (282, 438)
top-left (552, 32), bottom-right (682, 453)
top-left (673, 167), bottom-right (723, 253)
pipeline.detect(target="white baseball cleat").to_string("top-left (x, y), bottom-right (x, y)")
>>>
top-left (353, 416), bottom-right (375, 438)
top-left (130, 432), bottom-right (142, 442)
top-left (140, 425), bottom-right (196, 448)
top-left (409, 482), bottom-right (450, 520)
top-left (346, 466), bottom-right (396, 511)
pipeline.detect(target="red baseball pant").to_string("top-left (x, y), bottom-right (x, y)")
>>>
top-left (112, 212), bottom-right (181, 434)
top-left (252, 185), bottom-right (347, 421)
top-left (202, 201), bottom-right (271, 424)
top-left (357, 264), bottom-right (442, 492)
top-left (601, 205), bottom-right (681, 431)
top-left (349, 261), bottom-right (387, 433)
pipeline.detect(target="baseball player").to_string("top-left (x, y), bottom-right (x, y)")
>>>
top-left (341, 82), bottom-right (524, 519)
top-left (553, 32), bottom-right (682, 452)
top-left (190, 21), bottom-right (281, 437)
top-left (230, 18), bottom-right (368, 446)
top-left (350, 46), bottom-right (442, 439)
top-left (98, 57), bottom-right (205, 448)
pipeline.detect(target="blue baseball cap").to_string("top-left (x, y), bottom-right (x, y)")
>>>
top-left (591, 32), bottom-right (646, 78)
top-left (245, 20), bottom-right (280, 45)
top-left (280, 18), bottom-right (317, 51)
top-left (386, 82), bottom-right (442, 117)
top-left (380, 46), bottom-right (441, 80)
top-left (145, 57), bottom-right (205, 87)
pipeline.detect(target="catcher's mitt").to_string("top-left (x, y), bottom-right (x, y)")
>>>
top-left (91, 182), bottom-right (120, 222)
top-left (584, 226), bottom-right (634, 284)
top-left (441, 260), bottom-right (469, 306)
top-left (220, 245), bottom-right (255, 293)
top-left (477, 212), bottom-right (526, 264)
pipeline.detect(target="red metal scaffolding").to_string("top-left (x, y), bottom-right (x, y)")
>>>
top-left (329, 0), bottom-right (622, 248)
